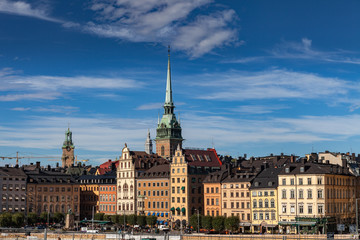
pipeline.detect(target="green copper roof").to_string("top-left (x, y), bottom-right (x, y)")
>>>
top-left (63, 128), bottom-right (75, 148)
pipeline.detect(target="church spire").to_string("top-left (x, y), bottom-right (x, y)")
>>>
top-left (145, 129), bottom-right (153, 154)
top-left (165, 45), bottom-right (173, 106)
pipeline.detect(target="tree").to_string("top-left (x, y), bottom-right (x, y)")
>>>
top-left (212, 216), bottom-right (225, 232)
top-left (136, 215), bottom-right (146, 227)
top-left (53, 212), bottom-right (64, 224)
top-left (0, 212), bottom-right (13, 227)
top-left (225, 216), bottom-right (239, 232)
top-left (202, 215), bottom-right (213, 230)
top-left (27, 213), bottom-right (38, 225)
top-left (127, 214), bottom-right (137, 226)
top-left (146, 216), bottom-right (157, 227)
top-left (109, 215), bottom-right (118, 224)
top-left (118, 215), bottom-right (127, 225)
top-left (12, 213), bottom-right (25, 227)
top-left (189, 214), bottom-right (202, 231)
top-left (94, 213), bottom-right (105, 220)
top-left (39, 212), bottom-right (48, 224)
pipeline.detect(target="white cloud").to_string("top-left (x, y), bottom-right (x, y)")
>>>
top-left (0, 68), bottom-right (143, 101)
top-left (0, 0), bottom-right (62, 23)
top-left (136, 102), bottom-right (163, 110)
top-left (231, 105), bottom-right (288, 114)
top-left (11, 107), bottom-right (31, 111)
top-left (80, 0), bottom-right (238, 57)
top-left (187, 69), bottom-right (359, 101)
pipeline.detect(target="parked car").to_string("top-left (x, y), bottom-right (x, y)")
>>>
top-left (184, 228), bottom-right (192, 234)
top-left (36, 225), bottom-right (46, 230)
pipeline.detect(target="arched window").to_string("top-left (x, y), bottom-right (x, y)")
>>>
top-left (259, 199), bottom-right (263, 208)
top-left (44, 204), bottom-right (48, 212)
top-left (61, 205), bottom-right (65, 213)
top-left (50, 205), bottom-right (54, 213)
top-left (161, 146), bottom-right (165, 156)
top-left (55, 205), bottom-right (60, 212)
top-left (264, 199), bottom-right (269, 208)
top-left (253, 199), bottom-right (257, 208)
top-left (130, 185), bottom-right (134, 193)
top-left (270, 199), bottom-right (275, 208)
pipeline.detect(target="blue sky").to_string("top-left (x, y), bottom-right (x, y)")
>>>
top-left (1, 0), bottom-right (360, 166)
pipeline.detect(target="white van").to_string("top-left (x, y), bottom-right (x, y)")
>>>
top-left (86, 229), bottom-right (99, 233)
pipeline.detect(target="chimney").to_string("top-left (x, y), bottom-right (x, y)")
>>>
top-left (342, 158), bottom-right (347, 168)
top-left (5, 164), bottom-right (9, 168)
top-left (47, 165), bottom-right (51, 171)
top-left (36, 162), bottom-right (41, 169)
top-left (56, 162), bottom-right (59, 168)
top-left (244, 154), bottom-right (247, 159)
top-left (290, 155), bottom-right (295, 163)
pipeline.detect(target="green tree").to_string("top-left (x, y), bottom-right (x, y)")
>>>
top-left (146, 216), bottom-right (157, 227)
top-left (94, 213), bottom-right (105, 220)
top-left (136, 215), bottom-right (146, 227)
top-left (225, 216), bottom-right (239, 232)
top-left (109, 215), bottom-right (118, 224)
top-left (212, 216), bottom-right (225, 232)
top-left (0, 212), bottom-right (13, 227)
top-left (202, 215), bottom-right (213, 230)
top-left (27, 213), bottom-right (38, 225)
top-left (127, 214), bottom-right (137, 226)
top-left (39, 212), bottom-right (48, 223)
top-left (118, 215), bottom-right (127, 225)
top-left (189, 214), bottom-right (202, 231)
top-left (12, 213), bottom-right (25, 227)
top-left (52, 212), bottom-right (64, 223)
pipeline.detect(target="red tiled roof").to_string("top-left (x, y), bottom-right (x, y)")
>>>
top-left (99, 159), bottom-right (119, 169)
top-left (183, 148), bottom-right (222, 167)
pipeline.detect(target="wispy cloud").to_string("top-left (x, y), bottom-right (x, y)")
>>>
top-left (231, 105), bottom-right (289, 115)
top-left (0, 0), bottom-right (62, 23)
top-left (136, 102), bottom-right (163, 110)
top-left (187, 69), bottom-right (359, 101)
top-left (79, 0), bottom-right (239, 57)
top-left (0, 68), bottom-right (143, 101)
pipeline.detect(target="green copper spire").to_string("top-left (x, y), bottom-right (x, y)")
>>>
top-left (63, 127), bottom-right (75, 148)
top-left (165, 45), bottom-right (173, 107)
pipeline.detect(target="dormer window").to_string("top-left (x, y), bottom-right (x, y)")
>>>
top-left (255, 182), bottom-right (259, 187)
top-left (300, 167), bottom-right (304, 173)
top-left (285, 167), bottom-right (290, 173)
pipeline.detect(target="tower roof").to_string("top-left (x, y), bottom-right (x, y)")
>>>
top-left (165, 45), bottom-right (173, 106)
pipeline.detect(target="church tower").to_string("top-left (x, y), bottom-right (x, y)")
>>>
top-left (155, 46), bottom-right (183, 158)
top-left (61, 128), bottom-right (75, 168)
top-left (145, 130), bottom-right (153, 154)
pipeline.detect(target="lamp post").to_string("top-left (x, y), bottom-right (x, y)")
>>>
top-left (195, 208), bottom-right (200, 233)
top-left (92, 205), bottom-right (95, 230)
top-left (356, 199), bottom-right (359, 236)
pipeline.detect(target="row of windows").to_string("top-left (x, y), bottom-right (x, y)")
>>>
top-left (2, 195), bottom-right (26, 201)
top-left (81, 186), bottom-right (99, 191)
top-left (147, 201), bottom-right (169, 209)
top-left (282, 177), bottom-right (317, 186)
top-left (223, 183), bottom-right (250, 189)
top-left (281, 204), bottom-right (321, 214)
top-left (100, 204), bottom-right (116, 212)
top-left (2, 206), bottom-right (25, 212)
top-left (253, 199), bottom-right (275, 208)
top-left (138, 182), bottom-right (168, 187)
top-left (225, 191), bottom-right (250, 198)
top-left (206, 187), bottom-right (219, 194)
top-left (29, 195), bottom-right (78, 202)
top-left (281, 189), bottom-right (319, 199)
top-left (30, 187), bottom-right (76, 192)
top-left (100, 186), bottom-right (116, 191)
top-left (100, 194), bottom-right (116, 202)
top-left (253, 212), bottom-right (276, 220)
top-left (172, 168), bottom-right (186, 174)
top-left (251, 191), bottom-right (275, 197)
top-left (118, 172), bottom-right (133, 178)
top-left (118, 203), bottom-right (133, 211)
top-left (2, 177), bottom-right (26, 181)
top-left (206, 198), bottom-right (219, 206)
top-left (29, 204), bottom-right (76, 213)
top-left (223, 202), bottom-right (250, 209)
top-left (140, 190), bottom-right (168, 197)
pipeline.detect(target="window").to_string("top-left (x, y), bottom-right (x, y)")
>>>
top-left (308, 205), bottom-right (312, 214)
top-left (290, 190), bottom-right (295, 199)
top-left (265, 213), bottom-right (269, 220)
top-left (307, 189), bottom-right (312, 199)
top-left (299, 190), bottom-right (303, 199)
top-left (253, 213), bottom-right (258, 220)
top-left (290, 205), bottom-right (295, 213)
top-left (317, 177), bottom-right (322, 185)
top-left (318, 205), bottom-right (323, 214)
top-left (299, 178), bottom-right (303, 185)
top-left (270, 191), bottom-right (274, 196)
top-left (318, 190), bottom-right (323, 199)
top-left (264, 199), bottom-right (269, 208)
top-left (270, 199), bottom-right (275, 208)
top-left (299, 205), bottom-right (304, 214)
top-left (259, 213), bottom-right (263, 220)
top-left (282, 178), bottom-right (286, 185)
top-left (307, 178), bottom-right (312, 185)
top-left (271, 212), bottom-right (275, 220)
top-left (259, 199), bottom-right (263, 208)
top-left (224, 202), bottom-right (227, 208)
top-left (258, 191), bottom-right (262, 196)
top-left (253, 200), bottom-right (257, 208)
top-left (282, 190), bottom-right (286, 199)
top-left (252, 191), bottom-right (256, 197)
top-left (290, 179), bottom-right (295, 185)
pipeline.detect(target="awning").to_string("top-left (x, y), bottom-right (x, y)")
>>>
top-left (170, 207), bottom-right (175, 211)
top-left (265, 224), bottom-right (278, 228)
top-left (297, 221), bottom-right (316, 226)
top-left (161, 213), bottom-right (164, 217)
top-left (157, 213), bottom-right (160, 216)
top-left (176, 207), bottom-right (180, 211)
top-left (165, 213), bottom-right (168, 216)
top-left (181, 186), bottom-right (185, 190)
top-left (152, 213), bottom-right (155, 216)
top-left (147, 213), bottom-right (151, 216)
top-left (181, 207), bottom-right (186, 213)
top-left (159, 220), bottom-right (164, 224)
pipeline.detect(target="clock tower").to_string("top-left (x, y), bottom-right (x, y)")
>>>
top-left (155, 46), bottom-right (183, 158)
top-left (62, 128), bottom-right (75, 168)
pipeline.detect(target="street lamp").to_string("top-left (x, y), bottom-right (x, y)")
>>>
top-left (92, 205), bottom-right (95, 230)
top-left (356, 199), bottom-right (360, 236)
top-left (195, 208), bottom-right (200, 233)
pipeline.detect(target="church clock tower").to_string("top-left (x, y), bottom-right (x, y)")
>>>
top-left (155, 46), bottom-right (183, 158)
top-left (62, 128), bottom-right (75, 168)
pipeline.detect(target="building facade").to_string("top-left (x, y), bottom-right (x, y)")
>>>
top-left (98, 172), bottom-right (117, 215)
top-left (137, 164), bottom-right (170, 223)
top-left (0, 166), bottom-right (27, 213)
top-left (26, 165), bottom-right (80, 220)
top-left (78, 175), bottom-right (100, 219)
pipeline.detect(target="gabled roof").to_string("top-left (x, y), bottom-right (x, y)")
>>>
top-left (183, 148), bottom-right (222, 168)
top-left (25, 168), bottom-right (78, 184)
top-left (0, 166), bottom-right (27, 177)
top-left (278, 162), bottom-right (352, 176)
top-left (138, 164), bottom-right (170, 179)
top-left (128, 151), bottom-right (168, 170)
top-left (99, 159), bottom-right (119, 169)
top-left (249, 167), bottom-right (282, 190)
top-left (203, 165), bottom-right (230, 183)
